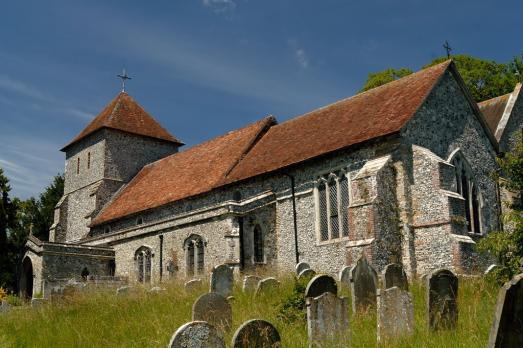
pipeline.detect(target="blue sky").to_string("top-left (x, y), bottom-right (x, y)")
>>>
top-left (0, 0), bottom-right (521, 199)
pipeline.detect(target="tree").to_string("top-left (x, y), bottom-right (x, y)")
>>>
top-left (360, 54), bottom-right (521, 102)
top-left (360, 68), bottom-right (413, 92)
top-left (34, 174), bottom-right (64, 241)
top-left (0, 168), bottom-right (17, 289)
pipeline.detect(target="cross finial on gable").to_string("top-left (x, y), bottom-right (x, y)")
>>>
top-left (443, 40), bottom-right (452, 59)
top-left (117, 69), bottom-right (132, 93)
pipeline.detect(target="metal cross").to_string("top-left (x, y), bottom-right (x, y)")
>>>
top-left (443, 40), bottom-right (452, 59)
top-left (117, 69), bottom-right (132, 92)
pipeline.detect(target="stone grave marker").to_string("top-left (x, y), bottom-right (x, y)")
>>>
top-left (31, 298), bottom-right (47, 308)
top-left (0, 301), bottom-right (11, 315)
top-left (255, 277), bottom-right (280, 297)
top-left (427, 269), bottom-right (458, 330)
top-left (349, 256), bottom-right (378, 312)
top-left (232, 319), bottom-right (281, 348)
top-left (296, 262), bottom-right (311, 276)
top-left (382, 263), bottom-right (409, 291)
top-left (487, 273), bottom-right (523, 348)
top-left (377, 286), bottom-right (414, 342)
top-left (305, 275), bottom-right (337, 299)
top-left (116, 285), bottom-right (136, 296)
top-left (210, 264), bottom-right (233, 297)
top-left (338, 266), bottom-right (351, 288)
top-left (192, 292), bottom-right (232, 333)
top-left (242, 275), bottom-right (262, 293)
top-left (169, 321), bottom-right (225, 348)
top-left (485, 264), bottom-right (501, 275)
top-left (298, 269), bottom-right (316, 282)
top-left (185, 279), bottom-right (203, 293)
top-left (307, 292), bottom-right (349, 347)
top-left (149, 286), bottom-right (166, 294)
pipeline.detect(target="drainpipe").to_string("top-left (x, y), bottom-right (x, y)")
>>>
top-left (159, 235), bottom-right (164, 282)
top-left (284, 173), bottom-right (300, 264)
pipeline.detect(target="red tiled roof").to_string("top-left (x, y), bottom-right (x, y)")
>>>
top-left (61, 92), bottom-right (183, 151)
top-left (224, 60), bottom-right (452, 183)
top-left (478, 93), bottom-right (510, 134)
top-left (90, 116), bottom-right (275, 225)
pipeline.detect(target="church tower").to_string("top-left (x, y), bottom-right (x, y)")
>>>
top-left (49, 92), bottom-right (183, 242)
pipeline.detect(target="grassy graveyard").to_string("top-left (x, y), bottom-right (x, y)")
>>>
top-left (0, 275), bottom-right (498, 347)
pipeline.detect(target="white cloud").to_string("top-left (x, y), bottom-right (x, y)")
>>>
top-left (202, 0), bottom-right (237, 13)
top-left (288, 40), bottom-right (310, 69)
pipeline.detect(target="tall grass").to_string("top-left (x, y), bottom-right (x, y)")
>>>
top-left (0, 275), bottom-right (498, 347)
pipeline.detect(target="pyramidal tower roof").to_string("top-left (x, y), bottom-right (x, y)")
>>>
top-left (61, 92), bottom-right (184, 151)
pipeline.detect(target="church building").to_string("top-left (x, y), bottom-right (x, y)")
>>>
top-left (20, 60), bottom-right (521, 298)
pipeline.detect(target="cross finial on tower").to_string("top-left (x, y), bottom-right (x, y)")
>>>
top-left (443, 40), bottom-right (452, 59)
top-left (117, 69), bottom-right (132, 93)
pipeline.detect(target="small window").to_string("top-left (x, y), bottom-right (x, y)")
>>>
top-left (87, 152), bottom-right (91, 169)
top-left (135, 246), bottom-right (152, 283)
top-left (104, 226), bottom-right (111, 234)
top-left (184, 235), bottom-right (205, 276)
top-left (136, 217), bottom-right (144, 225)
top-left (77, 157), bottom-right (80, 174)
top-left (233, 191), bottom-right (242, 202)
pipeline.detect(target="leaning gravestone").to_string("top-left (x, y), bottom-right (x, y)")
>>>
top-left (377, 286), bottom-right (414, 342)
top-left (192, 292), bottom-right (232, 333)
top-left (307, 292), bottom-right (349, 347)
top-left (232, 319), bottom-right (281, 348)
top-left (427, 269), bottom-right (458, 330)
top-left (487, 273), bottom-right (523, 348)
top-left (298, 269), bottom-right (316, 282)
top-left (169, 321), bottom-right (225, 348)
top-left (210, 264), bottom-right (233, 297)
top-left (185, 279), bottom-right (203, 293)
top-left (296, 262), bottom-right (311, 276)
top-left (338, 266), bottom-right (351, 288)
top-left (243, 275), bottom-right (262, 293)
top-left (255, 277), bottom-right (280, 297)
top-left (382, 263), bottom-right (409, 291)
top-left (305, 275), bottom-right (338, 299)
top-left (349, 256), bottom-right (378, 313)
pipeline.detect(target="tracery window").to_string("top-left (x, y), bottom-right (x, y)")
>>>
top-left (253, 224), bottom-right (264, 263)
top-left (135, 246), bottom-right (152, 283)
top-left (451, 153), bottom-right (482, 234)
top-left (315, 171), bottom-right (350, 242)
top-left (184, 235), bottom-right (205, 277)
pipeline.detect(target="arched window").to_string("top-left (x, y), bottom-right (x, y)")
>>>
top-left (253, 224), bottom-right (264, 263)
top-left (135, 246), bottom-right (152, 283)
top-left (318, 181), bottom-right (328, 241)
top-left (450, 151), bottom-right (482, 234)
top-left (184, 235), bottom-right (205, 277)
top-left (328, 176), bottom-right (339, 239)
top-left (339, 173), bottom-right (350, 237)
top-left (316, 171), bottom-right (350, 242)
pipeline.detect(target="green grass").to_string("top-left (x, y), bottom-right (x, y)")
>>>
top-left (0, 275), bottom-right (498, 347)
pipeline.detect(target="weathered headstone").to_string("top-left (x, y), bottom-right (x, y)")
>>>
top-left (298, 269), bottom-right (316, 281)
top-left (296, 262), bottom-right (311, 276)
top-left (305, 275), bottom-right (337, 299)
top-left (169, 321), bottom-right (225, 348)
top-left (487, 273), bottom-right (523, 348)
top-left (255, 277), bottom-right (280, 297)
top-left (382, 263), bottom-right (409, 291)
top-left (116, 285), bottom-right (135, 296)
top-left (232, 319), bottom-right (281, 348)
top-left (307, 292), bottom-right (349, 347)
top-left (185, 279), bottom-right (203, 293)
top-left (377, 286), bottom-right (414, 342)
top-left (192, 292), bottom-right (232, 333)
top-left (338, 266), bottom-right (351, 287)
top-left (242, 275), bottom-right (262, 293)
top-left (210, 264), bottom-right (233, 297)
top-left (149, 286), bottom-right (166, 294)
top-left (349, 256), bottom-right (378, 312)
top-left (427, 269), bottom-right (458, 330)
top-left (0, 301), bottom-right (11, 314)
top-left (31, 298), bottom-right (47, 308)
top-left (485, 264), bottom-right (501, 275)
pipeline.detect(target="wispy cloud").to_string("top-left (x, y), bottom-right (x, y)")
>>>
top-left (202, 0), bottom-right (237, 13)
top-left (288, 40), bottom-right (310, 69)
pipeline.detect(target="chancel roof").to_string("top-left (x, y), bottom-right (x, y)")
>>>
top-left (91, 60), bottom-right (475, 227)
top-left (61, 92), bottom-right (183, 151)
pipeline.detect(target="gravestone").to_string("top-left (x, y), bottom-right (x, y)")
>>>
top-left (382, 263), bottom-right (409, 291)
top-left (242, 276), bottom-right (262, 293)
top-left (232, 319), bottom-right (281, 348)
top-left (298, 269), bottom-right (316, 282)
top-left (169, 321), bottom-right (225, 348)
top-left (296, 262), bottom-right (311, 276)
top-left (149, 287), bottom-right (166, 294)
top-left (307, 292), bottom-right (349, 347)
top-left (487, 273), bottom-right (523, 348)
top-left (338, 266), bottom-right (351, 287)
top-left (427, 269), bottom-right (458, 330)
top-left (255, 277), bottom-right (280, 297)
top-left (377, 286), bottom-right (414, 342)
top-left (210, 264), bottom-right (233, 297)
top-left (116, 286), bottom-right (136, 296)
top-left (349, 256), bottom-right (378, 312)
top-left (485, 264), bottom-right (501, 275)
top-left (31, 298), bottom-right (47, 308)
top-left (185, 279), bottom-right (203, 293)
top-left (192, 292), bottom-right (232, 333)
top-left (0, 301), bottom-right (11, 314)
top-left (305, 275), bottom-right (337, 299)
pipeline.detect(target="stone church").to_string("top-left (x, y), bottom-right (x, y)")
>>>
top-left (20, 60), bottom-right (523, 298)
